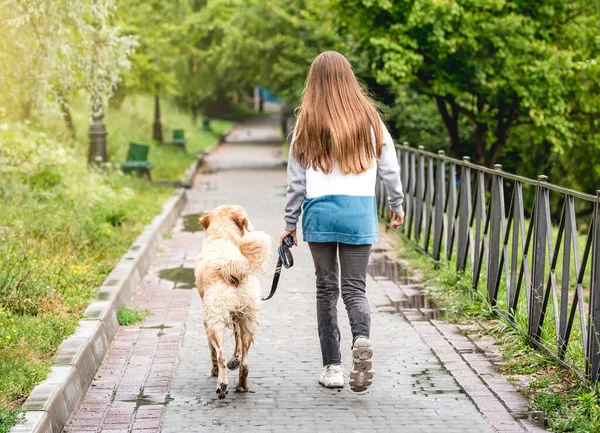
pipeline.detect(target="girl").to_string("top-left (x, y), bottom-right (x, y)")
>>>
top-left (280, 51), bottom-right (404, 392)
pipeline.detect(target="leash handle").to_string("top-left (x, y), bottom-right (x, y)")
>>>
top-left (261, 235), bottom-right (295, 301)
top-left (279, 235), bottom-right (294, 269)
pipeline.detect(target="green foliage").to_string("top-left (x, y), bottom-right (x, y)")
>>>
top-left (332, 0), bottom-right (600, 172)
top-left (0, 0), bottom-right (136, 120)
top-left (117, 306), bottom-right (150, 326)
top-left (0, 92), bottom-right (224, 429)
top-left (530, 387), bottom-right (600, 432)
top-left (0, 407), bottom-right (22, 433)
top-left (180, 0), bottom-right (339, 108)
top-left (117, 0), bottom-right (192, 96)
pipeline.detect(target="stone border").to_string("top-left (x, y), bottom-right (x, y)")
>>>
top-left (10, 189), bottom-right (187, 433)
top-left (371, 248), bottom-right (547, 432)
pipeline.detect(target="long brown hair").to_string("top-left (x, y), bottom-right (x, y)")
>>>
top-left (292, 51), bottom-right (384, 175)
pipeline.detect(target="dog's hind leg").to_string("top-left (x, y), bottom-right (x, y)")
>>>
top-left (227, 323), bottom-right (242, 371)
top-left (208, 334), bottom-right (218, 377)
top-left (236, 329), bottom-right (254, 393)
top-left (208, 323), bottom-right (229, 399)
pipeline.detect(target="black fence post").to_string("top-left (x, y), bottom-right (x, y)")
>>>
top-left (446, 162), bottom-right (457, 261)
top-left (433, 151), bottom-right (446, 260)
top-left (529, 175), bottom-right (549, 343)
top-left (414, 147), bottom-right (425, 243)
top-left (586, 191), bottom-right (600, 381)
top-left (486, 164), bottom-right (505, 305)
top-left (456, 157), bottom-right (472, 272)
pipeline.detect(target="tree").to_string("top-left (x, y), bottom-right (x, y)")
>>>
top-left (332, 0), bottom-right (600, 167)
top-left (117, 0), bottom-right (195, 140)
top-left (0, 0), bottom-right (136, 122)
top-left (177, 0), bottom-right (339, 114)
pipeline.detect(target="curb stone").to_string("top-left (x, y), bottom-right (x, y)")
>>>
top-left (370, 239), bottom-right (547, 432)
top-left (9, 189), bottom-right (187, 433)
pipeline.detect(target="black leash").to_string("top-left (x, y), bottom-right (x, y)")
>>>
top-left (261, 235), bottom-right (294, 301)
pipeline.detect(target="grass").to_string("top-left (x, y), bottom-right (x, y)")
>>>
top-left (0, 93), bottom-right (231, 431)
top-left (0, 408), bottom-right (22, 433)
top-left (116, 306), bottom-right (149, 326)
top-left (388, 227), bottom-right (600, 432)
top-left (55, 94), bottom-right (232, 180)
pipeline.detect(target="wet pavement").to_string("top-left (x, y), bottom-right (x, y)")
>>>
top-left (63, 116), bottom-right (543, 433)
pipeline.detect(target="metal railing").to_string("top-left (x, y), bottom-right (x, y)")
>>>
top-left (376, 143), bottom-right (600, 381)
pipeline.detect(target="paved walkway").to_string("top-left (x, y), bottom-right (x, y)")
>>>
top-left (64, 117), bottom-right (542, 433)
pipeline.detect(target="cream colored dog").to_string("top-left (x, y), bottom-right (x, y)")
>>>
top-left (195, 205), bottom-right (271, 399)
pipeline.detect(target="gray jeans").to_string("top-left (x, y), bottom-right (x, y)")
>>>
top-left (308, 242), bottom-right (372, 366)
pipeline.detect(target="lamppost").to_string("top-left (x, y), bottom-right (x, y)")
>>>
top-left (88, 96), bottom-right (108, 164)
top-left (153, 93), bottom-right (163, 143)
top-left (87, 0), bottom-right (108, 165)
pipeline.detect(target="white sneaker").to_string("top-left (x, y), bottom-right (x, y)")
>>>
top-left (350, 337), bottom-right (374, 392)
top-left (318, 364), bottom-right (344, 388)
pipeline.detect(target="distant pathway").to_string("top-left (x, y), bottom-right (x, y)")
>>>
top-left (63, 115), bottom-right (540, 433)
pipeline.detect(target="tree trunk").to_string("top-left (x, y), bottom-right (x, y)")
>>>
top-left (153, 94), bottom-right (163, 143)
top-left (435, 96), bottom-right (462, 156)
top-left (488, 96), bottom-right (520, 167)
top-left (58, 95), bottom-right (76, 141)
top-left (474, 122), bottom-right (488, 165)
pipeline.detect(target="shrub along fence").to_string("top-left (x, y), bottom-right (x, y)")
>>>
top-left (376, 143), bottom-right (600, 382)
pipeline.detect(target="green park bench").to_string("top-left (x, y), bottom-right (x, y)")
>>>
top-left (166, 129), bottom-right (187, 148)
top-left (121, 142), bottom-right (154, 179)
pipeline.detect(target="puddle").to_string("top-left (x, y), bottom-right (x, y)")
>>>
top-left (182, 213), bottom-right (204, 233)
top-left (140, 324), bottom-right (172, 330)
top-left (398, 291), bottom-right (444, 320)
top-left (367, 258), bottom-right (410, 283)
top-left (121, 390), bottom-right (173, 408)
top-left (158, 267), bottom-right (195, 289)
top-left (369, 255), bottom-right (444, 320)
top-left (140, 323), bottom-right (172, 337)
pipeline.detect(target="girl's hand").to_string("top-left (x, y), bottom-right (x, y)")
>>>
top-left (389, 210), bottom-right (405, 228)
top-left (279, 230), bottom-right (298, 246)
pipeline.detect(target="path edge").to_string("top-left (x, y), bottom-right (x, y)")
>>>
top-left (371, 229), bottom-right (547, 432)
top-left (9, 189), bottom-right (188, 433)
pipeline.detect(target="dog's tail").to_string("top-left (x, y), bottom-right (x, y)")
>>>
top-left (217, 249), bottom-right (249, 287)
top-left (239, 231), bottom-right (272, 274)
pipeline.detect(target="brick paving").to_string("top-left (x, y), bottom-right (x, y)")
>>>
top-left (64, 117), bottom-right (542, 433)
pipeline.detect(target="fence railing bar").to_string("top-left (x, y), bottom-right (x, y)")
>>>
top-left (586, 194), bottom-right (600, 380)
top-left (545, 198), bottom-right (566, 347)
top-left (424, 157), bottom-right (435, 252)
top-left (472, 171), bottom-right (489, 290)
top-left (407, 152), bottom-right (417, 239)
top-left (446, 163), bottom-right (457, 261)
top-left (433, 152), bottom-right (446, 260)
top-left (530, 177), bottom-right (550, 342)
top-left (502, 179), bottom-right (516, 310)
top-left (456, 158), bottom-right (472, 271)
top-left (559, 197), bottom-right (574, 353)
top-left (487, 165), bottom-right (507, 304)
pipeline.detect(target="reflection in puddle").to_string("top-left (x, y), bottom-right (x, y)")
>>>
top-left (182, 213), bottom-right (204, 232)
top-left (368, 255), bottom-right (444, 320)
top-left (158, 267), bottom-right (196, 289)
top-left (121, 390), bottom-right (173, 407)
top-left (140, 324), bottom-right (172, 330)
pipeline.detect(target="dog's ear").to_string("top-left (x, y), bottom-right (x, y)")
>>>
top-left (231, 209), bottom-right (250, 235)
top-left (199, 212), bottom-right (211, 229)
